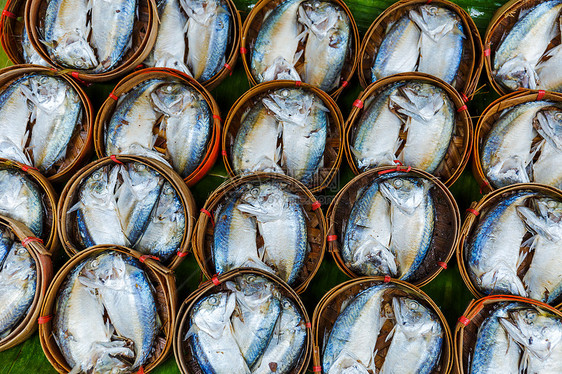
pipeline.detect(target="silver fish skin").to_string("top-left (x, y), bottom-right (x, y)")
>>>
top-left (481, 101), bottom-right (551, 188)
top-left (251, 297), bottom-right (306, 374)
top-left (391, 82), bottom-right (454, 173)
top-left (22, 74), bottom-right (82, 172)
top-left (298, 0), bottom-right (350, 91)
top-left (182, 0), bottom-right (231, 81)
top-left (493, 0), bottom-right (562, 91)
top-left (499, 307), bottom-right (562, 373)
top-left (371, 15), bottom-right (420, 82)
top-left (537, 44), bottom-right (562, 92)
top-left (71, 165), bottom-right (128, 247)
top-left (533, 108), bottom-right (562, 188)
top-left (466, 191), bottom-right (534, 297)
top-left (342, 180), bottom-right (396, 277)
top-left (0, 243), bottom-right (36, 339)
top-left (227, 275), bottom-right (281, 367)
top-left (470, 303), bottom-right (522, 374)
top-left (90, 0), bottom-right (137, 72)
top-left (323, 284), bottom-right (392, 373)
top-left (0, 168), bottom-right (44, 238)
top-left (379, 297), bottom-right (443, 374)
top-left (80, 252), bottom-right (159, 370)
top-left (250, 0), bottom-right (304, 83)
top-left (351, 83), bottom-right (404, 172)
top-left (152, 82), bottom-right (212, 177)
top-left (0, 75), bottom-right (32, 153)
top-left (22, 28), bottom-right (49, 66)
top-left (237, 183), bottom-right (308, 285)
top-left (188, 292), bottom-right (250, 374)
top-left (135, 181), bottom-right (185, 262)
top-left (379, 177), bottom-right (434, 281)
top-left (232, 102), bottom-right (283, 175)
top-left (144, 0), bottom-right (191, 74)
top-left (0, 138), bottom-right (32, 166)
top-left (43, 0), bottom-right (98, 69)
top-left (409, 5), bottom-right (464, 84)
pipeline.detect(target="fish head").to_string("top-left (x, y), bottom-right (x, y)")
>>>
top-left (181, 0), bottom-right (219, 25)
top-left (1, 244), bottom-right (34, 280)
top-left (494, 57), bottom-right (537, 91)
top-left (226, 274), bottom-right (278, 310)
top-left (260, 58), bottom-right (302, 85)
top-left (409, 5), bottom-right (460, 41)
top-left (21, 75), bottom-right (67, 113)
top-left (392, 297), bottom-right (442, 339)
top-left (298, 0), bottom-right (340, 39)
top-left (351, 236), bottom-right (398, 277)
top-left (80, 251), bottom-right (127, 289)
top-left (379, 177), bottom-right (427, 215)
top-left (191, 292), bottom-right (236, 337)
top-left (151, 83), bottom-right (195, 117)
top-left (517, 198), bottom-right (562, 241)
top-left (124, 162), bottom-right (163, 196)
top-left (536, 198), bottom-right (562, 223)
top-left (81, 166), bottom-right (116, 202)
top-left (393, 82), bottom-right (445, 122)
top-left (534, 108), bottom-right (562, 150)
top-left (237, 183), bottom-right (289, 221)
top-left (52, 34), bottom-right (98, 70)
top-left (500, 307), bottom-right (562, 360)
top-left (262, 88), bottom-right (314, 127)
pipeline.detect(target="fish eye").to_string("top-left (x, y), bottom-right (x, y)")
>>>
top-left (408, 301), bottom-right (418, 310)
top-left (246, 275), bottom-right (256, 283)
top-left (92, 170), bottom-right (103, 180)
top-left (393, 179), bottom-right (403, 188)
top-left (136, 164), bottom-right (146, 171)
top-left (555, 112), bottom-right (562, 121)
top-left (165, 185), bottom-right (174, 194)
top-left (429, 6), bottom-right (438, 14)
top-left (548, 200), bottom-right (557, 208)
top-left (208, 296), bottom-right (218, 305)
top-left (17, 248), bottom-right (27, 255)
top-left (90, 259), bottom-right (99, 268)
top-left (524, 310), bottom-right (537, 322)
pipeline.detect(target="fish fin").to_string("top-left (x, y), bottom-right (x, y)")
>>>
top-left (67, 201), bottom-right (82, 214)
top-left (385, 325), bottom-right (396, 342)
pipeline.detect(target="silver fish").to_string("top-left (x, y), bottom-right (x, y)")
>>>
top-left (371, 15), bottom-right (420, 82)
top-left (0, 75), bottom-right (32, 161)
top-left (537, 44), bottom-right (562, 92)
top-left (533, 108), bottom-right (562, 188)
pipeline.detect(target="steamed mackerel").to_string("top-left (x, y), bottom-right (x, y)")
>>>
top-left (0, 75), bottom-right (32, 156)
top-left (537, 44), bottom-right (562, 92)
top-left (533, 108), bottom-right (562, 188)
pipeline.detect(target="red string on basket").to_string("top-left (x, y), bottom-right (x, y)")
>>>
top-left (484, 49), bottom-right (491, 57)
top-left (460, 92), bottom-right (469, 102)
top-left (305, 322), bottom-right (312, 328)
top-left (21, 164), bottom-right (38, 172)
top-left (295, 81), bottom-right (302, 87)
top-left (224, 63), bottom-right (233, 76)
top-left (313, 367), bottom-right (322, 373)
top-left (201, 208), bottom-right (215, 227)
top-left (311, 201), bottom-right (321, 211)
top-left (437, 261), bottom-right (447, 270)
top-left (2, 10), bottom-right (16, 19)
top-left (221, 150), bottom-right (227, 156)
top-left (327, 235), bottom-right (337, 242)
top-left (70, 71), bottom-right (90, 86)
top-left (537, 90), bottom-right (546, 100)
top-left (211, 275), bottom-right (220, 286)
top-left (212, 114), bottom-right (222, 123)
top-left (21, 237), bottom-right (43, 247)
top-left (458, 316), bottom-right (471, 326)
top-left (110, 155), bottom-right (124, 165)
top-left (341, 80), bottom-right (348, 88)
top-left (466, 208), bottom-right (480, 216)
top-left (137, 367), bottom-right (144, 374)
top-left (377, 165), bottom-right (412, 175)
top-left (383, 275), bottom-right (391, 283)
top-left (139, 255), bottom-right (160, 263)
top-left (177, 251), bottom-right (188, 257)
top-left (240, 47), bottom-right (247, 54)
top-left (479, 180), bottom-right (490, 194)
top-left (353, 99), bottom-right (363, 109)
top-left (38, 315), bottom-right (53, 324)
top-left (457, 104), bottom-right (468, 113)
top-left (109, 92), bottom-right (119, 101)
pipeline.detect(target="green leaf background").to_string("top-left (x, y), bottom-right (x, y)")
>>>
top-left (0, 0), bottom-right (510, 372)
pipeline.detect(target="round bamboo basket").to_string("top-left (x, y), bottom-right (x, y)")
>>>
top-left (326, 166), bottom-right (460, 287)
top-left (240, 0), bottom-right (360, 99)
top-left (0, 215), bottom-right (53, 352)
top-left (173, 268), bottom-right (312, 374)
top-left (0, 159), bottom-right (58, 252)
top-left (193, 172), bottom-right (326, 294)
top-left (454, 295), bottom-right (562, 374)
top-left (57, 155), bottom-right (197, 270)
top-left (0, 65), bottom-right (94, 183)
top-left (457, 183), bottom-right (562, 306)
top-left (344, 73), bottom-right (473, 187)
top-left (358, 0), bottom-right (483, 97)
top-left (0, 0), bottom-right (33, 64)
top-left (473, 89), bottom-right (562, 194)
top-left (223, 80), bottom-right (344, 193)
top-left (94, 68), bottom-right (221, 186)
top-left (25, 0), bottom-right (158, 82)
top-left (312, 277), bottom-right (453, 373)
top-left (38, 244), bottom-right (177, 373)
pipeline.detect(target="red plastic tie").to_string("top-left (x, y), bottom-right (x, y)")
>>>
top-left (177, 251), bottom-right (188, 257)
top-left (484, 49), bottom-right (491, 57)
top-left (110, 155), bottom-right (124, 165)
top-left (137, 367), bottom-right (145, 374)
top-left (221, 150), bottom-right (227, 156)
top-left (378, 165), bottom-right (412, 175)
top-left (295, 81), bottom-right (302, 87)
top-left (211, 275), bottom-right (220, 286)
top-left (109, 92), bottom-right (119, 101)
top-left (135, 64), bottom-right (145, 70)
top-left (70, 71), bottom-right (90, 86)
top-left (201, 208), bottom-right (215, 227)
top-left (479, 180), bottom-right (490, 194)
top-left (341, 80), bottom-right (348, 88)
top-left (240, 47), bottom-right (247, 54)
top-left (437, 261), bottom-right (447, 270)
top-left (313, 367), bottom-right (322, 373)
top-left (38, 315), bottom-right (53, 324)
top-left (353, 99), bottom-right (363, 109)
top-left (305, 322), bottom-right (312, 328)
top-left (457, 104), bottom-right (468, 112)
top-left (426, 0), bottom-right (432, 3)
top-left (139, 255), bottom-right (160, 263)
top-left (212, 114), bottom-right (222, 123)
top-left (461, 92), bottom-right (469, 103)
top-left (21, 237), bottom-right (43, 247)
top-left (383, 275), bottom-right (391, 283)
top-left (21, 164), bottom-right (38, 172)
top-left (2, 10), bottom-right (16, 19)
top-left (311, 201), bottom-right (321, 211)
top-left (458, 316), bottom-right (471, 326)
top-left (224, 63), bottom-right (233, 76)
top-left (466, 208), bottom-right (480, 216)
top-left (537, 90), bottom-right (546, 100)
top-left (327, 235), bottom-right (337, 242)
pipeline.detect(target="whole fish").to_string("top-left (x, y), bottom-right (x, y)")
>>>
top-left (371, 15), bottom-right (420, 82)
top-left (251, 0), bottom-right (304, 83)
top-left (237, 182), bottom-right (308, 285)
top-left (380, 177), bottom-right (434, 281)
top-left (152, 82), bottom-right (212, 177)
top-left (22, 74), bottom-right (82, 172)
top-left (0, 243), bottom-right (36, 339)
top-left (43, 0), bottom-right (98, 69)
top-left (0, 75), bottom-right (32, 154)
top-left (499, 306), bottom-right (562, 373)
top-left (533, 108), bottom-right (562, 188)
top-left (537, 44), bottom-right (562, 92)
top-left (90, 0), bottom-right (137, 72)
top-left (351, 83), bottom-right (404, 171)
top-left (182, 0), bottom-right (231, 81)
top-left (298, 0), bottom-right (350, 91)
top-left (232, 102), bottom-right (282, 175)
top-left (409, 5), bottom-right (464, 84)
top-left (466, 191), bottom-right (534, 297)
top-left (0, 168), bottom-right (44, 238)
top-left (481, 101), bottom-right (551, 188)
top-left (135, 181), bottom-right (185, 262)
top-left (379, 297), bottom-right (443, 374)
top-left (251, 297), bottom-right (306, 374)
top-left (323, 284), bottom-right (392, 373)
top-left (470, 303), bottom-right (522, 373)
top-left (493, 0), bottom-right (562, 91)
top-left (342, 180), bottom-right (396, 277)
top-left (187, 292), bottom-right (250, 374)
top-left (391, 82), bottom-right (454, 173)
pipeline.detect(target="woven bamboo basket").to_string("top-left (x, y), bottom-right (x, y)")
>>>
top-left (0, 215), bottom-right (53, 352)
top-left (312, 277), bottom-right (453, 373)
top-left (173, 268), bottom-right (312, 374)
top-left (223, 80), bottom-right (344, 193)
top-left (25, 0), bottom-right (158, 82)
top-left (193, 172), bottom-right (326, 294)
top-left (0, 159), bottom-right (58, 252)
top-left (57, 155), bottom-right (197, 270)
top-left (38, 244), bottom-right (177, 373)
top-left (0, 0), bottom-right (32, 64)
top-left (454, 295), bottom-right (562, 374)
top-left (326, 166), bottom-right (459, 287)
top-left (473, 89), bottom-right (562, 194)
top-left (240, 0), bottom-right (359, 99)
top-left (344, 73), bottom-right (473, 187)
top-left (457, 183), bottom-right (562, 306)
top-left (94, 68), bottom-right (221, 186)
top-left (358, 0), bottom-right (483, 97)
top-left (0, 66), bottom-right (94, 183)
